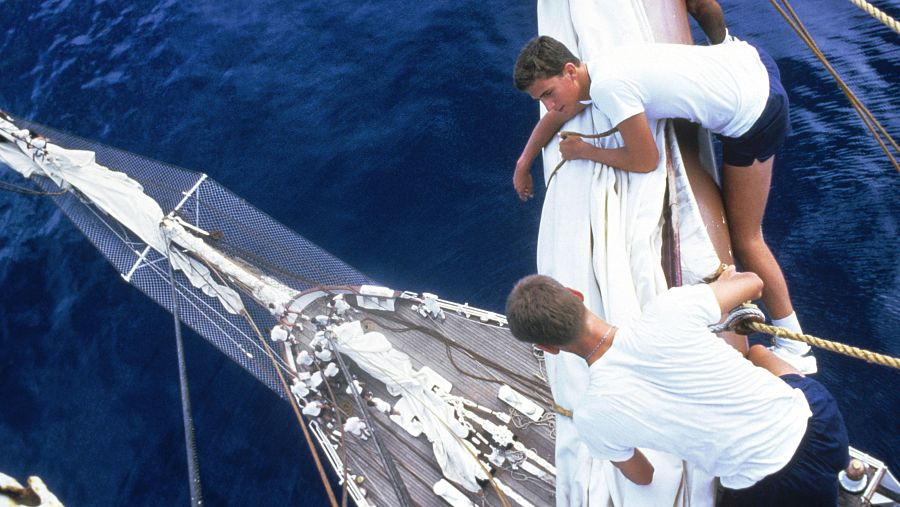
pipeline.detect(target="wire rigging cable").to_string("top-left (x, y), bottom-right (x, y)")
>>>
top-left (164, 238), bottom-right (204, 507)
top-left (770, 0), bottom-right (899, 174)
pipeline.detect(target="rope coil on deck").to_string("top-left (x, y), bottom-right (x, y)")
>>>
top-left (749, 322), bottom-right (900, 370)
top-left (848, 0), bottom-right (900, 34)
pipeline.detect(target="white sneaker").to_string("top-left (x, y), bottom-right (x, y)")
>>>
top-left (769, 345), bottom-right (818, 375)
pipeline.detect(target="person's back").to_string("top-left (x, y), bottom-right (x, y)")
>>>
top-left (574, 284), bottom-right (810, 488)
top-left (586, 41), bottom-right (768, 137)
top-left (507, 270), bottom-right (848, 505)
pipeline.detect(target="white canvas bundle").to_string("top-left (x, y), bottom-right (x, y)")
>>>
top-left (534, 1), bottom-right (720, 505)
top-left (332, 321), bottom-right (488, 492)
top-left (0, 118), bottom-right (245, 315)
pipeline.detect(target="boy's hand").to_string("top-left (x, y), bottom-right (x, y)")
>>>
top-left (612, 449), bottom-right (654, 485)
top-left (514, 159), bottom-right (534, 201)
top-left (718, 264), bottom-right (738, 281)
top-left (559, 134), bottom-right (590, 161)
top-left (709, 265), bottom-right (764, 314)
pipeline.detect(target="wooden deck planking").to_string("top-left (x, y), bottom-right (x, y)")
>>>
top-left (288, 294), bottom-right (557, 506)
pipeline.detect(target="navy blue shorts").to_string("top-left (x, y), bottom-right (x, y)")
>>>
top-left (720, 374), bottom-right (849, 507)
top-left (717, 45), bottom-right (792, 167)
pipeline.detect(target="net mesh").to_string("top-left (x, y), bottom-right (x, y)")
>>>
top-left (9, 116), bottom-right (376, 397)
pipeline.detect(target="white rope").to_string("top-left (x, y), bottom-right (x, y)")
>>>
top-left (849, 0), bottom-right (900, 34)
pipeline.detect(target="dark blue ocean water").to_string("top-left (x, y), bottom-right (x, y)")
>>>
top-left (0, 1), bottom-right (896, 505)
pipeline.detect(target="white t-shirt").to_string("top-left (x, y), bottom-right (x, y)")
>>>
top-left (586, 41), bottom-right (769, 138)
top-left (573, 284), bottom-right (811, 489)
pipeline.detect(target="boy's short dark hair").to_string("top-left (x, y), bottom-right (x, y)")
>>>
top-left (513, 36), bottom-right (581, 91)
top-left (505, 274), bottom-right (585, 346)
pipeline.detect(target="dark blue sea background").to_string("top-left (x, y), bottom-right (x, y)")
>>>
top-left (0, 1), bottom-right (896, 505)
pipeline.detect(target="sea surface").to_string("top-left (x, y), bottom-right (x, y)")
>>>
top-left (0, 0), bottom-right (897, 505)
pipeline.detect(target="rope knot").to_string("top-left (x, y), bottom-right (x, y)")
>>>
top-left (709, 302), bottom-right (766, 335)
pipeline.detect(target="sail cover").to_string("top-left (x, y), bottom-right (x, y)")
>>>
top-left (534, 0), bottom-right (720, 505)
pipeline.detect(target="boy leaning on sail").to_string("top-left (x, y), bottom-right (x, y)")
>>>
top-left (510, 34), bottom-right (816, 373)
top-left (504, 268), bottom-right (849, 505)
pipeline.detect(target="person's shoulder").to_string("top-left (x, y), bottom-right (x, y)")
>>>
top-left (671, 283), bottom-right (715, 300)
top-left (646, 284), bottom-right (711, 311)
top-left (615, 42), bottom-right (667, 53)
top-left (641, 284), bottom-right (719, 327)
top-left (618, 42), bottom-right (702, 56)
top-left (595, 44), bottom-right (663, 69)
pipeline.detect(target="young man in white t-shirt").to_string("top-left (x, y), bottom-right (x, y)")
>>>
top-left (505, 268), bottom-right (849, 505)
top-left (511, 35), bottom-right (815, 372)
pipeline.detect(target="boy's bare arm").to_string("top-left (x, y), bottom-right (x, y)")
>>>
top-left (685, 0), bottom-right (727, 44)
top-left (514, 106), bottom-right (584, 201)
top-left (709, 265), bottom-right (764, 313)
top-left (612, 449), bottom-right (654, 485)
top-left (558, 112), bottom-right (659, 173)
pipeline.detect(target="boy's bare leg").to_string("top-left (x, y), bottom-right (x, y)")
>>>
top-left (723, 159), bottom-right (817, 375)
top-left (748, 344), bottom-right (800, 377)
top-left (721, 157), bottom-right (795, 321)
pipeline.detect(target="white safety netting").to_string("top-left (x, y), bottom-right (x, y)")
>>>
top-left (0, 113), bottom-right (374, 396)
top-left (0, 116), bottom-right (244, 314)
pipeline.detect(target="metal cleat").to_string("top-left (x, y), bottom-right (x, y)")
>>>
top-left (419, 293), bottom-right (446, 321)
top-left (498, 385), bottom-right (545, 422)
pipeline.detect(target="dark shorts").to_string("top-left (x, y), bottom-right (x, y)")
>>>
top-left (720, 374), bottom-right (850, 507)
top-left (717, 45), bottom-right (792, 167)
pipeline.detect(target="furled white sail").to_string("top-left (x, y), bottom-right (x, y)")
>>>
top-left (0, 117), bottom-right (244, 315)
top-left (534, 0), bottom-right (720, 505)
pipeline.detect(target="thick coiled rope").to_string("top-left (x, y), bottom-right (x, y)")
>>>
top-left (849, 0), bottom-right (900, 34)
top-left (748, 322), bottom-right (900, 370)
top-left (770, 0), bottom-right (900, 173)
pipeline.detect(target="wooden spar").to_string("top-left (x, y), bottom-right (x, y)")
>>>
top-left (643, 0), bottom-right (736, 273)
top-left (641, 0), bottom-right (694, 44)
